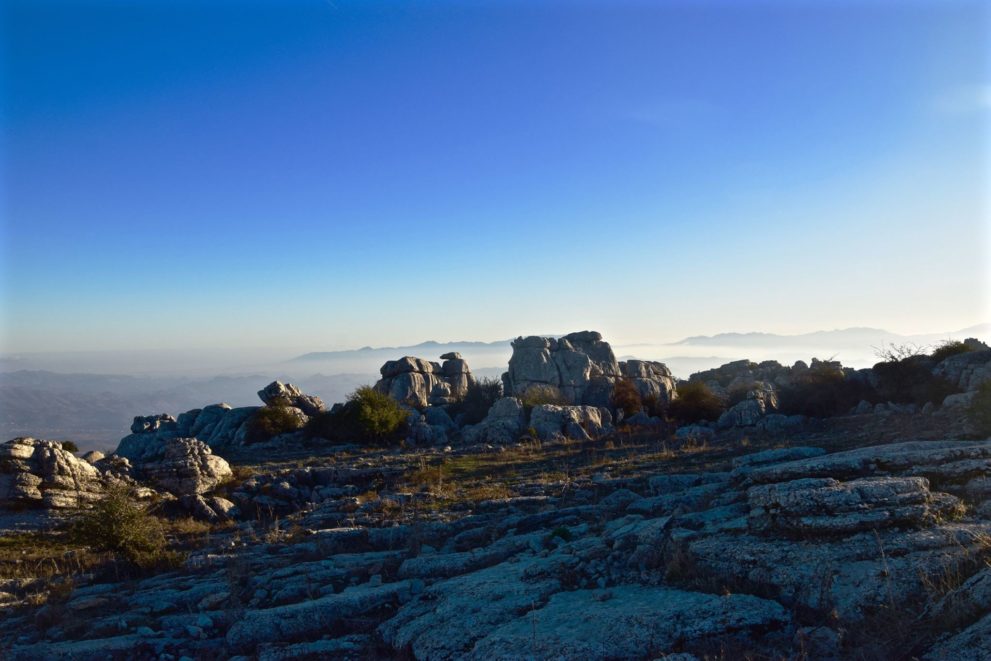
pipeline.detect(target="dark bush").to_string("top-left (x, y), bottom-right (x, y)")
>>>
top-left (244, 406), bottom-right (304, 444)
top-left (60, 441), bottom-right (79, 453)
top-left (873, 355), bottom-right (959, 406)
top-left (305, 386), bottom-right (407, 443)
top-left (611, 378), bottom-right (643, 418)
top-left (968, 381), bottom-right (991, 437)
top-left (930, 340), bottom-right (973, 364)
top-left (778, 360), bottom-right (869, 417)
top-left (447, 377), bottom-right (503, 425)
top-left (668, 381), bottom-right (725, 424)
top-left (72, 486), bottom-right (180, 569)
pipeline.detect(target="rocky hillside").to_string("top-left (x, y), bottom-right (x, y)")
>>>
top-left (1, 331), bottom-right (990, 659)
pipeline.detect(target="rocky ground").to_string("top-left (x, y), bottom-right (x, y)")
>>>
top-left (1, 408), bottom-right (990, 660)
top-left (2, 332), bottom-right (990, 660)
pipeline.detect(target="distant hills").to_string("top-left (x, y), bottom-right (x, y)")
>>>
top-left (671, 325), bottom-right (990, 349)
top-left (293, 339), bottom-right (513, 363)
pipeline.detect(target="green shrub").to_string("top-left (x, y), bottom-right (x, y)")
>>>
top-left (610, 378), bottom-right (643, 418)
top-left (244, 405), bottom-right (304, 444)
top-left (72, 486), bottom-right (180, 569)
top-left (668, 381), bottom-right (725, 424)
top-left (519, 384), bottom-right (569, 417)
top-left (777, 361), bottom-right (871, 418)
top-left (60, 441), bottom-right (79, 453)
top-left (969, 381), bottom-right (991, 437)
top-left (447, 377), bottom-right (503, 425)
top-left (930, 340), bottom-right (974, 364)
top-left (305, 386), bottom-right (407, 443)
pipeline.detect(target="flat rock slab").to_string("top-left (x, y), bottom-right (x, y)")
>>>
top-left (746, 440), bottom-right (991, 486)
top-left (747, 476), bottom-right (962, 535)
top-left (468, 584), bottom-right (789, 659)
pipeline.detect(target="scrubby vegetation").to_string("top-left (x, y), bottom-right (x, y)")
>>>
top-left (611, 378), bottom-right (643, 418)
top-left (447, 377), bottom-right (503, 425)
top-left (667, 381), bottom-right (725, 424)
top-left (71, 486), bottom-right (181, 570)
top-left (930, 340), bottom-right (974, 363)
top-left (519, 383), bottom-right (569, 414)
top-left (873, 355), bottom-right (959, 406)
top-left (305, 386), bottom-right (408, 443)
top-left (778, 360), bottom-right (869, 418)
top-left (244, 405), bottom-right (304, 444)
top-left (970, 381), bottom-right (991, 437)
top-left (59, 440), bottom-right (79, 453)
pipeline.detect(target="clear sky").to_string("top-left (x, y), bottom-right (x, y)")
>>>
top-left (1, 0), bottom-right (988, 354)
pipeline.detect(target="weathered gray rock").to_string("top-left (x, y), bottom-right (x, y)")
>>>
top-left (529, 404), bottom-right (613, 441)
top-left (924, 612), bottom-right (991, 661)
top-left (934, 347), bottom-right (991, 392)
top-left (747, 476), bottom-right (963, 535)
top-left (461, 397), bottom-right (524, 445)
top-left (129, 437), bottom-right (232, 496)
top-left (227, 580), bottom-right (412, 650)
top-left (257, 381), bottom-right (325, 417)
top-left (375, 354), bottom-right (475, 407)
top-left (130, 414), bottom-right (176, 435)
top-left (678, 522), bottom-right (991, 622)
top-left (468, 585), bottom-right (789, 659)
top-left (717, 398), bottom-right (767, 428)
top-left (0, 438), bottom-right (107, 509)
top-left (746, 440), bottom-right (991, 488)
top-left (80, 450), bottom-right (105, 465)
top-left (504, 331), bottom-right (674, 409)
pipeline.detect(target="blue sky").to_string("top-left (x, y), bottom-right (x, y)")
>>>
top-left (1, 0), bottom-right (988, 353)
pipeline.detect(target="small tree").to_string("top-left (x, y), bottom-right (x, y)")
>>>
top-left (244, 406), bottom-right (304, 444)
top-left (72, 486), bottom-right (176, 569)
top-left (611, 378), bottom-right (643, 419)
top-left (667, 381), bottom-right (725, 424)
top-left (930, 340), bottom-right (973, 363)
top-left (448, 377), bottom-right (503, 425)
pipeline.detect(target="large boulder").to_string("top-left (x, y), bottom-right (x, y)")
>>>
top-left (529, 405), bottom-right (613, 441)
top-left (257, 381), bottom-right (326, 417)
top-left (0, 438), bottom-right (107, 509)
top-left (125, 437), bottom-right (232, 496)
top-left (503, 331), bottom-right (675, 410)
top-left (375, 355), bottom-right (476, 408)
top-left (934, 345), bottom-right (991, 392)
top-left (461, 398), bottom-right (525, 445)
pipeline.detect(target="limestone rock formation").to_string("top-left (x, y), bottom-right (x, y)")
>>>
top-left (120, 437), bottom-right (231, 496)
top-left (257, 381), bottom-right (326, 417)
top-left (934, 344), bottom-right (991, 392)
top-left (0, 438), bottom-right (107, 509)
top-left (461, 397), bottom-right (525, 445)
top-left (502, 331), bottom-right (676, 410)
top-left (374, 354), bottom-right (475, 408)
top-left (747, 476), bottom-right (962, 535)
top-left (529, 404), bottom-right (613, 441)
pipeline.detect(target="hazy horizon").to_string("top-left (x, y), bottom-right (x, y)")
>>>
top-left (2, 1), bottom-right (989, 355)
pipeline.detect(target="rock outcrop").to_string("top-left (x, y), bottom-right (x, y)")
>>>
top-left (461, 397), bottom-right (525, 445)
top-left (934, 344), bottom-right (991, 392)
top-left (375, 354), bottom-right (475, 408)
top-left (0, 438), bottom-right (107, 509)
top-left (257, 381), bottom-right (326, 417)
top-left (502, 331), bottom-right (675, 409)
top-left (117, 437), bottom-right (231, 496)
top-left (529, 404), bottom-right (613, 441)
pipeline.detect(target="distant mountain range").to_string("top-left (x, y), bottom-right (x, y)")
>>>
top-left (671, 325), bottom-right (990, 348)
top-left (293, 339), bottom-right (513, 362)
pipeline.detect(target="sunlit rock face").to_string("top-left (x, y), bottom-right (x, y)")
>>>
top-left (374, 354), bottom-right (475, 408)
top-left (0, 437), bottom-right (107, 509)
top-left (502, 331), bottom-right (676, 409)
